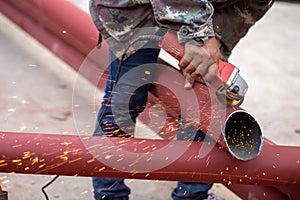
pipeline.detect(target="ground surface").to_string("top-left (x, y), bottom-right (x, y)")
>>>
top-left (0, 1), bottom-right (300, 200)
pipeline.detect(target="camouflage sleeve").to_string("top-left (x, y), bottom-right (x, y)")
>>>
top-left (90, 0), bottom-right (215, 46)
top-left (90, 0), bottom-right (154, 41)
top-left (150, 0), bottom-right (215, 44)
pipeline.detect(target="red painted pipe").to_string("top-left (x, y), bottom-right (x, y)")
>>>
top-left (0, 132), bottom-right (299, 187)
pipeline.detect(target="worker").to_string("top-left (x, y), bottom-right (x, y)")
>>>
top-left (89, 0), bottom-right (274, 199)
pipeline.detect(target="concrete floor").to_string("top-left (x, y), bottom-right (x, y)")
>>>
top-left (0, 1), bottom-right (300, 200)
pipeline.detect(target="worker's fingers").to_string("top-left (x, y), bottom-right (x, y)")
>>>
top-left (201, 63), bottom-right (219, 83)
top-left (190, 56), bottom-right (215, 79)
top-left (184, 73), bottom-right (195, 89)
top-left (179, 46), bottom-right (194, 69)
top-left (179, 43), bottom-right (209, 70)
top-left (179, 38), bottom-right (221, 88)
top-left (179, 57), bottom-right (191, 69)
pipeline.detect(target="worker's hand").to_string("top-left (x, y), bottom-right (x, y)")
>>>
top-left (179, 37), bottom-right (220, 89)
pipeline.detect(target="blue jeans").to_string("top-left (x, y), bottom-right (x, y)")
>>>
top-left (93, 49), bottom-right (213, 200)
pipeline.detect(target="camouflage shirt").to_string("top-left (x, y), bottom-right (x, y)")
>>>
top-left (89, 0), bottom-right (273, 59)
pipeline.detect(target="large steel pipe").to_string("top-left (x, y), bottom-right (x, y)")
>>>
top-left (0, 132), bottom-right (299, 186)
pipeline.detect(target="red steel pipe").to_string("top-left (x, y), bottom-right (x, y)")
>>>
top-left (0, 132), bottom-right (299, 186)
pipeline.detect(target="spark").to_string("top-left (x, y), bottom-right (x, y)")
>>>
top-left (128, 160), bottom-right (139, 167)
top-left (7, 108), bottom-right (16, 112)
top-left (98, 167), bottom-right (105, 172)
top-left (138, 140), bottom-right (146, 144)
top-left (142, 146), bottom-right (150, 151)
top-left (87, 158), bottom-right (95, 163)
top-left (105, 155), bottom-right (113, 160)
top-left (61, 142), bottom-right (73, 146)
top-left (146, 157), bottom-right (152, 161)
top-left (144, 70), bottom-right (151, 75)
top-left (59, 155), bottom-right (68, 161)
top-left (1, 180), bottom-right (10, 185)
top-left (117, 139), bottom-right (127, 144)
top-left (35, 163), bottom-right (46, 170)
top-left (205, 155), bottom-right (211, 167)
top-left (183, 190), bottom-right (187, 195)
top-left (81, 190), bottom-right (89, 195)
top-left (19, 100), bottom-right (30, 105)
top-left (268, 0), bottom-right (273, 7)
top-left (23, 151), bottom-right (35, 159)
top-left (69, 158), bottom-right (82, 163)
